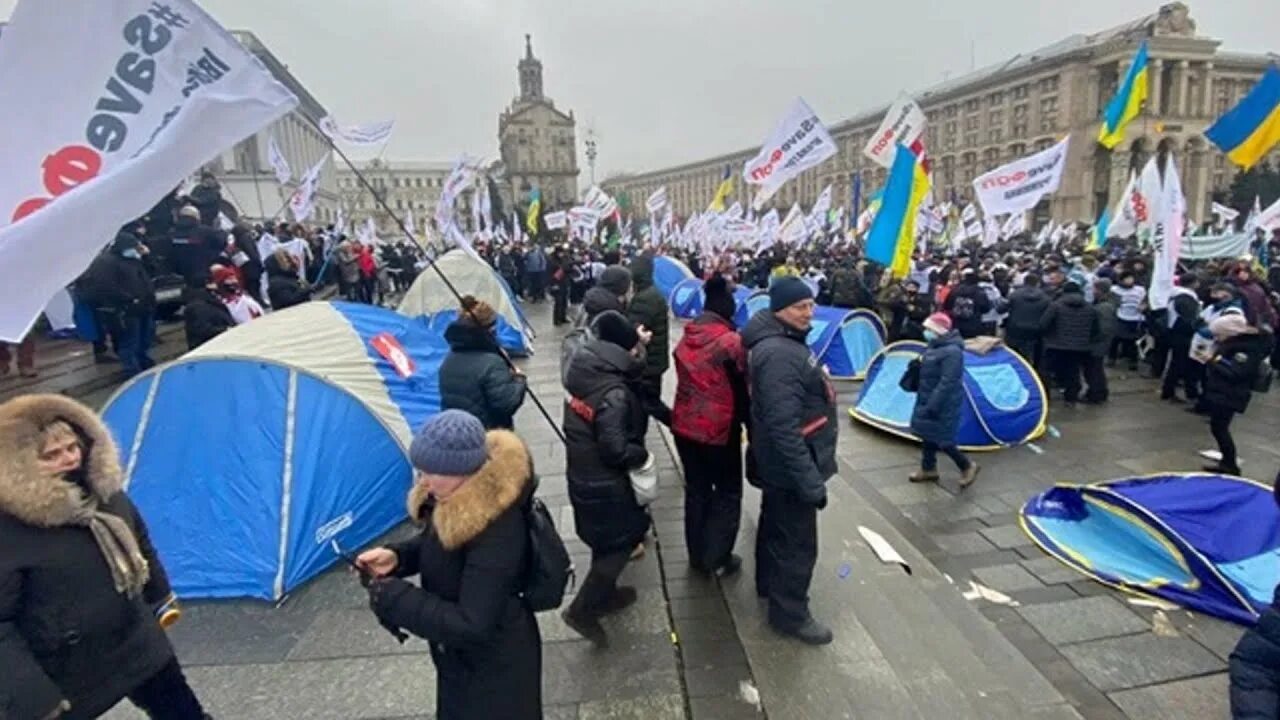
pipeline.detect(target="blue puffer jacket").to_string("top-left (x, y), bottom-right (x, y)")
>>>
top-left (910, 330), bottom-right (965, 444)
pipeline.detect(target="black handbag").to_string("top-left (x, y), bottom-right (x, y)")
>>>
top-left (899, 357), bottom-right (922, 392)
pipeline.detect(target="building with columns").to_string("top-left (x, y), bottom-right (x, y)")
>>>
top-left (336, 159), bottom-right (453, 236)
top-left (206, 31), bottom-right (340, 223)
top-left (602, 3), bottom-right (1277, 227)
top-left (498, 35), bottom-right (580, 213)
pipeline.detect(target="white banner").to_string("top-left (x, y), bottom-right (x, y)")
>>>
top-left (863, 94), bottom-right (927, 169)
top-left (1182, 232), bottom-right (1250, 259)
top-left (0, 0), bottom-right (297, 341)
top-left (972, 137), bottom-right (1071, 217)
top-left (808, 184), bottom-right (833, 228)
top-left (1001, 212), bottom-right (1026, 239)
top-left (1211, 201), bottom-right (1240, 223)
top-left (404, 207), bottom-right (416, 237)
top-left (742, 98), bottom-right (837, 210)
top-left (267, 134), bottom-right (291, 185)
top-left (584, 185), bottom-right (617, 218)
top-left (1107, 171), bottom-right (1142, 239)
top-left (544, 210), bottom-right (567, 230)
top-left (289, 154), bottom-right (328, 223)
top-left (319, 116), bottom-right (394, 146)
top-left (569, 206), bottom-right (601, 228)
top-left (645, 186), bottom-right (668, 214)
top-left (1149, 156), bottom-right (1186, 310)
top-left (1258, 195), bottom-right (1280, 232)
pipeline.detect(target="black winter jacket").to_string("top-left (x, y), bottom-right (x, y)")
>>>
top-left (1003, 285), bottom-right (1051, 338)
top-left (372, 431), bottom-right (541, 720)
top-left (439, 322), bottom-right (527, 430)
top-left (182, 287), bottom-right (235, 350)
top-left (742, 310), bottom-right (838, 506)
top-left (580, 286), bottom-right (624, 325)
top-left (78, 238), bottom-right (155, 316)
top-left (943, 282), bottom-right (992, 338)
top-left (626, 256), bottom-right (671, 378)
top-left (562, 340), bottom-right (651, 553)
top-left (264, 254), bottom-right (311, 311)
top-left (1040, 290), bottom-right (1100, 351)
top-left (1204, 332), bottom-right (1271, 414)
top-left (0, 396), bottom-right (176, 720)
top-left (187, 184), bottom-right (222, 227)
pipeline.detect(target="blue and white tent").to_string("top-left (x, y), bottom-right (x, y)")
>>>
top-left (102, 302), bottom-right (449, 601)
top-left (807, 307), bottom-right (886, 380)
top-left (651, 255), bottom-right (694, 304)
top-left (669, 278), bottom-right (753, 323)
top-left (850, 340), bottom-right (1047, 450)
top-left (1022, 474), bottom-right (1280, 625)
top-left (398, 249), bottom-right (534, 356)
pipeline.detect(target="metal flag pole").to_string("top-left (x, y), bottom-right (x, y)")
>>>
top-left (300, 112), bottom-right (567, 444)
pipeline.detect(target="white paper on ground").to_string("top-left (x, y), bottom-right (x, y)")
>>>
top-left (963, 581), bottom-right (1021, 606)
top-left (858, 526), bottom-right (911, 574)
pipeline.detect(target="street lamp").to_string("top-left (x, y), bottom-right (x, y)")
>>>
top-left (584, 133), bottom-right (598, 186)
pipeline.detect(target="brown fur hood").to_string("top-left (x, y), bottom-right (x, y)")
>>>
top-left (0, 394), bottom-right (123, 528)
top-left (408, 429), bottom-right (533, 550)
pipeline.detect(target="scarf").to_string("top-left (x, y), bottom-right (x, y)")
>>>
top-left (68, 490), bottom-right (150, 597)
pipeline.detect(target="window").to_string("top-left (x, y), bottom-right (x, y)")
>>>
top-left (989, 128), bottom-right (1003, 143)
top-left (965, 116), bottom-right (980, 130)
top-left (1040, 96), bottom-right (1058, 113)
top-left (1013, 104), bottom-right (1028, 119)
top-left (1010, 143), bottom-right (1026, 158)
top-left (1013, 84), bottom-right (1030, 100)
top-left (945, 121), bottom-right (957, 135)
top-left (1012, 122), bottom-right (1028, 138)
top-left (989, 109), bottom-right (1003, 125)
top-left (965, 98), bottom-right (980, 112)
top-left (945, 105), bottom-right (958, 118)
top-left (987, 90), bottom-right (1005, 106)
top-left (1040, 115), bottom-right (1058, 132)
top-left (964, 132), bottom-right (978, 147)
top-left (1039, 76), bottom-right (1059, 93)
top-left (944, 137), bottom-right (956, 151)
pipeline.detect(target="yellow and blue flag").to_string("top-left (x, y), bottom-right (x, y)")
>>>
top-left (1098, 41), bottom-right (1149, 150)
top-left (865, 145), bottom-right (930, 279)
top-left (1086, 207), bottom-right (1110, 252)
top-left (1205, 65), bottom-right (1280, 170)
top-left (526, 188), bottom-right (540, 234)
top-left (708, 165), bottom-right (734, 212)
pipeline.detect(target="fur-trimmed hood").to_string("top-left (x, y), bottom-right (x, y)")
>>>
top-left (407, 429), bottom-right (533, 550)
top-left (0, 394), bottom-right (123, 528)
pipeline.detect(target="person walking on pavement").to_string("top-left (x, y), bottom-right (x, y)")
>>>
top-left (0, 394), bottom-right (210, 720)
top-left (1040, 281), bottom-right (1101, 406)
top-left (742, 277), bottom-right (837, 645)
top-left (438, 297), bottom-right (527, 430)
top-left (625, 254), bottom-right (671, 410)
top-left (672, 276), bottom-right (748, 577)
top-left (908, 313), bottom-right (980, 488)
top-left (1201, 312), bottom-right (1271, 476)
top-left (560, 311), bottom-right (653, 647)
top-left (358, 411), bottom-right (543, 720)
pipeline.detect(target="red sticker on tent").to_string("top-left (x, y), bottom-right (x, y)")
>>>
top-left (370, 333), bottom-right (415, 378)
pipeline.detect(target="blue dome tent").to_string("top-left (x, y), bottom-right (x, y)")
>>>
top-left (1021, 474), bottom-right (1280, 625)
top-left (398, 249), bottom-right (534, 356)
top-left (849, 340), bottom-right (1047, 450)
top-left (807, 307), bottom-right (886, 380)
top-left (651, 255), bottom-right (693, 303)
top-left (101, 302), bottom-right (449, 601)
top-left (741, 290), bottom-right (771, 327)
top-left (669, 278), bottom-right (753, 322)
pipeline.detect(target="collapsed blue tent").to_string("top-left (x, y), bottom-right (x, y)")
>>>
top-left (807, 307), bottom-right (886, 380)
top-left (398, 249), bottom-right (534, 356)
top-left (669, 277), bottom-right (753, 322)
top-left (102, 302), bottom-right (448, 601)
top-left (849, 340), bottom-right (1047, 450)
top-left (651, 255), bottom-right (693, 304)
top-left (1022, 474), bottom-right (1280, 625)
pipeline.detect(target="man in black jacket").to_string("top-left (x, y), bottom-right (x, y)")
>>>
top-left (943, 269), bottom-right (992, 339)
top-left (1003, 274), bottom-right (1051, 371)
top-left (1160, 274), bottom-right (1203, 404)
top-left (1040, 281), bottom-right (1101, 406)
top-left (625, 254), bottom-right (671, 407)
top-left (743, 277), bottom-right (837, 645)
top-left (80, 227), bottom-right (157, 377)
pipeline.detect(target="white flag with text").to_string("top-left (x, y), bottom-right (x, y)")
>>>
top-left (972, 137), bottom-right (1071, 217)
top-left (863, 94), bottom-right (927, 169)
top-left (319, 117), bottom-right (394, 146)
top-left (267, 134), bottom-right (292, 185)
top-left (742, 98), bottom-right (837, 210)
top-left (289, 155), bottom-right (328, 223)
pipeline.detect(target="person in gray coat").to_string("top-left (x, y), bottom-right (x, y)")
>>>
top-left (438, 297), bottom-right (527, 430)
top-left (909, 313), bottom-right (980, 488)
top-left (742, 277), bottom-right (837, 646)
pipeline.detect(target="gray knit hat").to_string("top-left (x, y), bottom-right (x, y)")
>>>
top-left (598, 266), bottom-right (632, 296)
top-left (409, 410), bottom-right (488, 476)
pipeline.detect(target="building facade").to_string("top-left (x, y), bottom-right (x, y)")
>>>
top-left (336, 159), bottom-right (453, 236)
top-left (498, 35), bottom-right (580, 212)
top-left (603, 3), bottom-right (1277, 227)
top-left (206, 31), bottom-right (340, 223)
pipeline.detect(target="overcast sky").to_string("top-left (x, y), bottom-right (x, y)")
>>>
top-left (3, 1), bottom-right (1277, 181)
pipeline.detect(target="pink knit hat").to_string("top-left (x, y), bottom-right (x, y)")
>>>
top-left (924, 313), bottom-right (952, 335)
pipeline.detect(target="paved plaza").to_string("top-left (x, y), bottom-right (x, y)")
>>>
top-left (13, 297), bottom-right (1266, 719)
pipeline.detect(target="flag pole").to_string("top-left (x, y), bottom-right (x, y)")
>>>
top-left (300, 112), bottom-right (567, 445)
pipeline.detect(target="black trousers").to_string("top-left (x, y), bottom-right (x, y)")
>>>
top-left (1231, 647), bottom-right (1280, 719)
top-left (1209, 406), bottom-right (1239, 472)
top-left (676, 435), bottom-right (743, 572)
top-left (1050, 349), bottom-right (1088, 402)
top-left (1083, 354), bottom-right (1109, 402)
top-left (921, 440), bottom-right (970, 472)
top-left (1005, 334), bottom-right (1042, 372)
top-left (755, 489), bottom-right (818, 631)
top-left (127, 658), bottom-right (205, 719)
top-left (553, 284), bottom-right (570, 324)
top-left (1161, 340), bottom-right (1199, 400)
top-left (567, 548), bottom-right (631, 618)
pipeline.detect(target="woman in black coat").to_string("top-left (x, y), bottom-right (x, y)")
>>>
top-left (438, 296), bottom-right (527, 429)
top-left (360, 411), bottom-right (541, 720)
top-left (263, 250), bottom-right (311, 311)
top-left (560, 311), bottom-right (651, 646)
top-left (0, 394), bottom-right (206, 720)
top-left (1200, 312), bottom-right (1272, 476)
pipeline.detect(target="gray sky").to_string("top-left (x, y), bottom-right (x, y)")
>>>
top-left (3, 1), bottom-right (1277, 181)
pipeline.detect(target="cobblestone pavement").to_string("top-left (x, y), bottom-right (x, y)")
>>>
top-left (68, 297), bottom-right (1266, 718)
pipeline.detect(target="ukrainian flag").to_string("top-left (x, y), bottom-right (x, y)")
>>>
top-left (1086, 207), bottom-right (1110, 252)
top-left (1098, 41), bottom-right (1149, 150)
top-left (865, 145), bottom-right (930, 279)
top-left (526, 188), bottom-right (540, 234)
top-left (1206, 65), bottom-right (1280, 170)
top-left (708, 165), bottom-right (734, 212)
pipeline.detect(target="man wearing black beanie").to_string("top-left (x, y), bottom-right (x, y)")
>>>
top-left (741, 276), bottom-right (837, 645)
